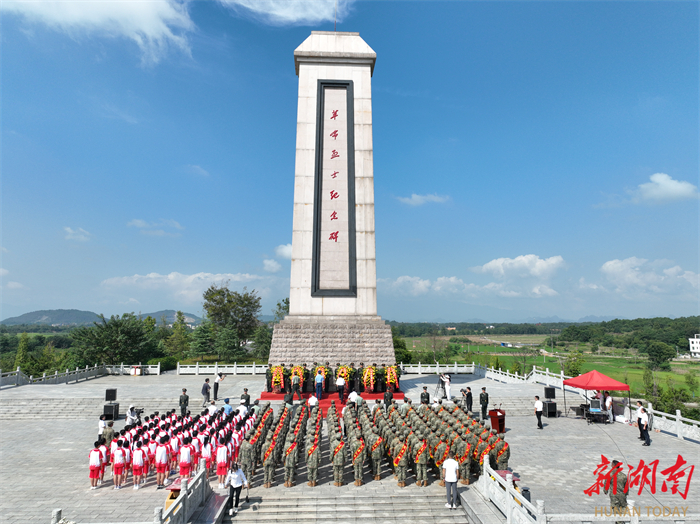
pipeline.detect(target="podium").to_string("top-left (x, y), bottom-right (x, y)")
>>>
top-left (489, 409), bottom-right (506, 433)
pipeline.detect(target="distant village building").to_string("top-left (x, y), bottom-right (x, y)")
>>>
top-left (690, 334), bottom-right (700, 358)
top-left (446, 327), bottom-right (456, 331)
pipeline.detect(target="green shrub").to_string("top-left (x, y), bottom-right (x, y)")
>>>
top-left (148, 356), bottom-right (177, 371)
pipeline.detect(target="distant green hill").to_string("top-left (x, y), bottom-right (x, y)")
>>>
top-left (1, 308), bottom-right (202, 326)
top-left (0, 309), bottom-right (100, 326)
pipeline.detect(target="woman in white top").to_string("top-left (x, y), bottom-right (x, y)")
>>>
top-left (214, 373), bottom-right (225, 401)
top-left (225, 462), bottom-right (248, 516)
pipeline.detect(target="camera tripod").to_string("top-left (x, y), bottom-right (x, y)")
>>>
top-left (434, 375), bottom-right (445, 399)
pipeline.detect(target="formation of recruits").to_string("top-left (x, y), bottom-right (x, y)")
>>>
top-left (231, 397), bottom-right (511, 488)
top-left (88, 402), bottom-right (269, 491)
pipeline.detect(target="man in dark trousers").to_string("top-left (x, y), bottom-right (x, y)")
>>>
top-left (466, 387), bottom-right (473, 413)
top-left (420, 386), bottom-right (430, 405)
top-left (383, 388), bottom-right (393, 412)
top-left (201, 378), bottom-right (211, 407)
top-left (480, 387), bottom-right (489, 421)
top-left (179, 388), bottom-right (189, 417)
top-left (534, 395), bottom-right (543, 429)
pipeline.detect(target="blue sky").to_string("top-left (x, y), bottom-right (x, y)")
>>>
top-left (1, 0), bottom-right (698, 323)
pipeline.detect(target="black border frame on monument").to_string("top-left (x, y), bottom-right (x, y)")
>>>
top-left (311, 79), bottom-right (357, 297)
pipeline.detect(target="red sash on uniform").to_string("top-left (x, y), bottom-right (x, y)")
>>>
top-left (263, 440), bottom-right (276, 462)
top-left (285, 441), bottom-right (297, 457)
top-left (497, 442), bottom-right (509, 459)
top-left (393, 442), bottom-right (408, 467)
top-left (352, 439), bottom-right (365, 463)
top-left (414, 441), bottom-right (428, 462)
top-left (307, 437), bottom-right (319, 457)
top-left (435, 445), bottom-right (450, 467)
top-left (480, 444), bottom-right (493, 465)
top-left (371, 437), bottom-right (383, 452)
top-left (332, 441), bottom-right (345, 459)
top-left (459, 443), bottom-right (471, 464)
top-left (473, 439), bottom-right (484, 460)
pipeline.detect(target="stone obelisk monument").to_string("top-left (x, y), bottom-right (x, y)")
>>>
top-left (269, 31), bottom-right (395, 366)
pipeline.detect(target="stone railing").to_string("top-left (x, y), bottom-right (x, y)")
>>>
top-left (0, 363), bottom-right (160, 388)
top-left (50, 460), bottom-right (213, 524)
top-left (177, 362), bottom-right (264, 375)
top-left (476, 461), bottom-right (544, 524)
top-left (647, 402), bottom-right (700, 442)
top-left (400, 362), bottom-right (475, 374)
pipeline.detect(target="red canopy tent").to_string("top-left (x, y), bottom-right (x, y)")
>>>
top-left (561, 370), bottom-right (630, 419)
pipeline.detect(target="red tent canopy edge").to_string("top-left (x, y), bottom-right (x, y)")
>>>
top-left (562, 369), bottom-right (630, 391)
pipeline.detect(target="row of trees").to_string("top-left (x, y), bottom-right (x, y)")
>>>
top-left (389, 321), bottom-right (577, 338)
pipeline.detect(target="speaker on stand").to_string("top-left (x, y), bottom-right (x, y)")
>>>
top-left (104, 389), bottom-right (119, 420)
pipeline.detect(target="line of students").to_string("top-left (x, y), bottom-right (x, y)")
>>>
top-left (90, 405), bottom-right (257, 491)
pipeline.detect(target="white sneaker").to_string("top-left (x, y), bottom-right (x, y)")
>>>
top-left (91, 486), bottom-right (96, 490)
top-left (134, 485), bottom-right (139, 490)
top-left (445, 503), bottom-right (452, 509)
top-left (452, 504), bottom-right (458, 509)
top-left (234, 508), bottom-right (238, 514)
top-left (229, 509), bottom-right (234, 516)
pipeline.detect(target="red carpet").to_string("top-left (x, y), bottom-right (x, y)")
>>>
top-left (258, 390), bottom-right (404, 410)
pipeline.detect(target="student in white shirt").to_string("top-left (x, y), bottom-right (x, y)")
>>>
top-left (224, 463), bottom-right (248, 516)
top-left (442, 451), bottom-right (460, 509)
top-left (534, 395), bottom-right (543, 429)
top-left (88, 441), bottom-right (103, 490)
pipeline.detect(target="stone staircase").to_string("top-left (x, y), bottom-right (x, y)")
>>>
top-left (221, 491), bottom-right (466, 524)
top-left (0, 397), bottom-right (183, 419)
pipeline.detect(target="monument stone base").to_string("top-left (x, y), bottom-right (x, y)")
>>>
top-left (268, 316), bottom-right (396, 366)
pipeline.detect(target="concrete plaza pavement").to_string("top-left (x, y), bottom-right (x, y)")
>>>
top-left (0, 373), bottom-right (697, 524)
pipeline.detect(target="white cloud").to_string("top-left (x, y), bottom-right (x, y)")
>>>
top-left (578, 277), bottom-right (605, 291)
top-left (128, 218), bottom-right (182, 236)
top-left (7, 281), bottom-right (25, 289)
top-left (381, 276), bottom-right (433, 296)
top-left (64, 226), bottom-right (92, 242)
top-left (630, 173), bottom-right (698, 204)
top-left (263, 259), bottom-right (282, 273)
top-left (2, 0), bottom-right (195, 65)
top-left (531, 284), bottom-right (558, 297)
top-left (101, 271), bottom-right (266, 303)
top-left (600, 257), bottom-right (699, 297)
top-left (1, 247), bottom-right (8, 253)
top-left (0, 268), bottom-right (8, 277)
top-left (218, 0), bottom-right (354, 25)
top-left (185, 164), bottom-right (209, 177)
top-left (474, 254), bottom-right (565, 280)
top-left (275, 244), bottom-right (293, 259)
top-left (396, 193), bottom-right (450, 206)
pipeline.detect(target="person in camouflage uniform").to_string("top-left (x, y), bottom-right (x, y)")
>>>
top-left (239, 434), bottom-right (255, 488)
top-left (368, 427), bottom-right (383, 480)
top-left (604, 460), bottom-right (628, 524)
top-left (350, 429), bottom-right (366, 485)
top-left (413, 432), bottom-right (430, 486)
top-left (455, 430), bottom-right (471, 485)
top-left (262, 434), bottom-right (276, 487)
top-left (392, 433), bottom-right (409, 487)
top-left (305, 430), bottom-right (321, 486)
top-left (434, 433), bottom-right (450, 487)
top-left (495, 433), bottom-right (510, 470)
top-left (283, 434), bottom-right (298, 487)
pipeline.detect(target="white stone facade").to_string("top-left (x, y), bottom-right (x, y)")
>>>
top-left (690, 334), bottom-right (700, 358)
top-left (269, 32), bottom-right (395, 366)
top-left (289, 31), bottom-right (378, 317)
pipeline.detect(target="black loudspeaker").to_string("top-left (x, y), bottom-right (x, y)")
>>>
top-left (543, 401), bottom-right (557, 417)
top-left (104, 402), bottom-right (120, 420)
top-left (544, 387), bottom-right (555, 400)
top-left (105, 389), bottom-right (117, 402)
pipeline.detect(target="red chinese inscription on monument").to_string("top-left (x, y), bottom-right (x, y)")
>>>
top-left (330, 110), bottom-right (339, 120)
top-left (331, 171), bottom-right (339, 179)
top-left (330, 191), bottom-right (339, 200)
top-left (330, 130), bottom-right (338, 140)
top-left (329, 231), bottom-right (339, 242)
top-left (330, 211), bottom-right (338, 220)
top-left (330, 150), bottom-right (340, 160)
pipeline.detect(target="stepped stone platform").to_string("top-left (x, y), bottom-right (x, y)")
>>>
top-left (269, 315), bottom-right (395, 365)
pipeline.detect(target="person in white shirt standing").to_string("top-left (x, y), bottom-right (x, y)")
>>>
top-left (336, 374), bottom-right (346, 402)
top-left (534, 396), bottom-right (543, 429)
top-left (442, 451), bottom-right (460, 509)
top-left (639, 408), bottom-right (651, 446)
top-left (634, 401), bottom-right (644, 440)
top-left (605, 392), bottom-right (614, 424)
top-left (225, 462), bottom-right (248, 516)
